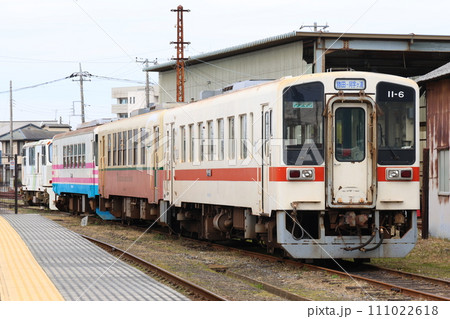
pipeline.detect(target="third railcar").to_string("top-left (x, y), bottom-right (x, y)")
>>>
top-left (93, 71), bottom-right (419, 260)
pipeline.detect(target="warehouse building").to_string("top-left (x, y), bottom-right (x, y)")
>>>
top-left (145, 31), bottom-right (450, 103)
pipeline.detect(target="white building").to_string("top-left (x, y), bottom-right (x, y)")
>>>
top-left (111, 86), bottom-right (159, 118)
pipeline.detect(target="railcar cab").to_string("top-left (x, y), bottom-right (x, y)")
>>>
top-left (275, 72), bottom-right (419, 259)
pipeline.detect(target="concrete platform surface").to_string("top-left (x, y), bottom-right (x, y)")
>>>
top-left (0, 214), bottom-right (189, 301)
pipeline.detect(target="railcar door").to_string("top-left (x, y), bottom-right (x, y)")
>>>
top-left (163, 123), bottom-right (175, 204)
top-left (261, 104), bottom-right (272, 215)
top-left (330, 102), bottom-right (374, 206)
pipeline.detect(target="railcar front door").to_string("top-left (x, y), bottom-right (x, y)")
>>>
top-left (330, 103), bottom-right (374, 207)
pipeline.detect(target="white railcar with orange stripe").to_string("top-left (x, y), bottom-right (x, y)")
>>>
top-left (95, 71), bottom-right (419, 260)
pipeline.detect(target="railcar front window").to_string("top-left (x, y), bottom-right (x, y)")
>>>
top-left (335, 108), bottom-right (365, 162)
top-left (376, 82), bottom-right (416, 165)
top-left (283, 82), bottom-right (324, 165)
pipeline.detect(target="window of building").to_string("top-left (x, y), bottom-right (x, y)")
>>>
top-left (438, 148), bottom-right (450, 195)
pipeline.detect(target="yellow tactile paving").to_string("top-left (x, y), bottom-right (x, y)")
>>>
top-left (0, 216), bottom-right (64, 301)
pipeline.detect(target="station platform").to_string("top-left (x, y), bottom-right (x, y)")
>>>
top-left (0, 213), bottom-right (189, 301)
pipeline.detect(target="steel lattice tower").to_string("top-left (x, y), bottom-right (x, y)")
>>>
top-left (171, 5), bottom-right (190, 102)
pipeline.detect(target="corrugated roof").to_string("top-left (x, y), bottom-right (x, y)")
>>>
top-left (144, 31), bottom-right (450, 73)
top-left (416, 61), bottom-right (450, 83)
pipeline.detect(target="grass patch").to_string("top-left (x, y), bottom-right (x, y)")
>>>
top-left (372, 237), bottom-right (450, 279)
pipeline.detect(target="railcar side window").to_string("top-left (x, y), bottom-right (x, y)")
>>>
top-left (228, 117), bottom-right (236, 160)
top-left (283, 82), bottom-right (324, 165)
top-left (189, 124), bottom-right (194, 162)
top-left (48, 143), bottom-right (53, 164)
top-left (198, 122), bottom-right (204, 162)
top-left (82, 143), bottom-right (86, 168)
top-left (42, 144), bottom-right (46, 165)
top-left (63, 146), bottom-right (66, 168)
top-left (123, 131), bottom-right (127, 165)
top-left (180, 126), bottom-right (186, 163)
top-left (113, 133), bottom-right (117, 166)
top-left (141, 128), bottom-right (148, 165)
top-left (133, 129), bottom-right (138, 165)
top-left (240, 114), bottom-right (248, 159)
top-left (29, 147), bottom-right (35, 166)
top-left (218, 119), bottom-right (224, 161)
top-left (107, 134), bottom-right (112, 166)
top-left (376, 82), bottom-right (415, 165)
top-left (208, 121), bottom-right (214, 161)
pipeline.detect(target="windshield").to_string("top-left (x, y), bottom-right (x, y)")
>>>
top-left (376, 82), bottom-right (416, 165)
top-left (283, 82), bottom-right (324, 165)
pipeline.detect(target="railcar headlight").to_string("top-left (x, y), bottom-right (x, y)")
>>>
top-left (287, 168), bottom-right (315, 180)
top-left (301, 169), bottom-right (314, 180)
top-left (386, 168), bottom-right (413, 180)
top-left (387, 169), bottom-right (400, 180)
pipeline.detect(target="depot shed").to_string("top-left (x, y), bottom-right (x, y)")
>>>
top-left (417, 63), bottom-right (450, 239)
top-left (145, 31), bottom-right (450, 104)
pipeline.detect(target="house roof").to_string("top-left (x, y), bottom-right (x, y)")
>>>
top-left (0, 124), bottom-right (65, 141)
top-left (0, 120), bottom-right (63, 136)
top-left (416, 61), bottom-right (450, 84)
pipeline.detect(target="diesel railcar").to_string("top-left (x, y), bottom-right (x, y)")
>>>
top-left (21, 139), bottom-right (56, 209)
top-left (94, 71), bottom-right (419, 260)
top-left (52, 125), bottom-right (117, 220)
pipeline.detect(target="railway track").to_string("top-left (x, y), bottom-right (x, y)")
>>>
top-left (132, 227), bottom-right (449, 301)
top-left (81, 235), bottom-right (227, 301)
top-left (205, 241), bottom-right (449, 301)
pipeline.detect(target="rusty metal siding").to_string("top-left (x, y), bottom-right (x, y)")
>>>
top-left (427, 79), bottom-right (450, 182)
top-left (426, 79), bottom-right (450, 238)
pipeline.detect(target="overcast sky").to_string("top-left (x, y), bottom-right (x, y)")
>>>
top-left (1, 0), bottom-right (449, 128)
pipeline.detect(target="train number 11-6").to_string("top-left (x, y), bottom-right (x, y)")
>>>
top-left (387, 90), bottom-right (405, 98)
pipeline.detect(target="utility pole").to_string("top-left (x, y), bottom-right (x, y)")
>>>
top-left (9, 81), bottom-right (13, 159)
top-left (136, 58), bottom-right (157, 108)
top-left (9, 81), bottom-right (14, 188)
top-left (79, 63), bottom-right (85, 123)
top-left (71, 63), bottom-right (91, 123)
top-left (171, 5), bottom-right (190, 102)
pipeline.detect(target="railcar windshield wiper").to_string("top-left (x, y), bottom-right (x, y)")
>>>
top-left (388, 147), bottom-right (400, 160)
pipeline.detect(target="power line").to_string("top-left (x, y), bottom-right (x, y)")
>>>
top-left (0, 73), bottom-right (146, 95)
top-left (90, 74), bottom-right (146, 84)
top-left (0, 77), bottom-right (70, 94)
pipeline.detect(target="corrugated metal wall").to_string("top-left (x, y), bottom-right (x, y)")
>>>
top-left (427, 79), bottom-right (450, 239)
top-left (158, 42), bottom-right (309, 103)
